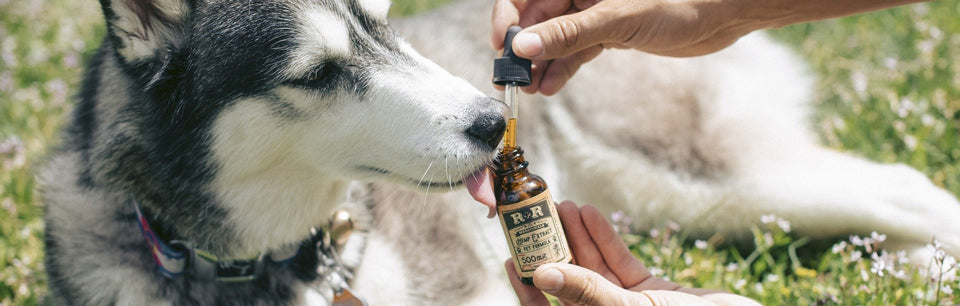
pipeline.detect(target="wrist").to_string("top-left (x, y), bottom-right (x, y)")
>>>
top-left (716, 0), bottom-right (777, 34)
top-left (726, 0), bottom-right (933, 31)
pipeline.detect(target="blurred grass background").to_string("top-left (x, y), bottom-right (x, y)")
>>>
top-left (1, 0), bottom-right (958, 304)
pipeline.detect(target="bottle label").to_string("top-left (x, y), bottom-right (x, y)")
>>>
top-left (497, 189), bottom-right (572, 279)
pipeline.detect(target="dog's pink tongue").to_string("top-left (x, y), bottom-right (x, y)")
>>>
top-left (466, 168), bottom-right (497, 218)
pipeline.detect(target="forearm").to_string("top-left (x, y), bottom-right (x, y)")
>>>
top-left (730, 0), bottom-right (932, 31)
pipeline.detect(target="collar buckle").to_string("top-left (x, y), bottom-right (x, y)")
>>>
top-left (190, 249), bottom-right (265, 282)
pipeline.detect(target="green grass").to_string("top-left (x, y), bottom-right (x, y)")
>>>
top-left (1, 0), bottom-right (103, 304)
top-left (1, 0), bottom-right (958, 305)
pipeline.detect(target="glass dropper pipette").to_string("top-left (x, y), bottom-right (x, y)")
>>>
top-left (503, 83), bottom-right (519, 151)
top-left (493, 26), bottom-right (531, 152)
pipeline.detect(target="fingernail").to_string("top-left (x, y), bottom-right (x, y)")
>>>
top-left (535, 267), bottom-right (564, 292)
top-left (514, 32), bottom-right (543, 57)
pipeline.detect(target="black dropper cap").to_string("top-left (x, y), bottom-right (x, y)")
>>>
top-left (493, 26), bottom-right (532, 86)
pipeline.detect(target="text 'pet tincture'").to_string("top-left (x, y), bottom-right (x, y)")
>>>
top-left (493, 26), bottom-right (572, 285)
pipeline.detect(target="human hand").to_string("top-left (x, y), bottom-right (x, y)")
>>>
top-left (491, 0), bottom-right (927, 95)
top-left (505, 201), bottom-right (760, 305)
top-left (491, 0), bottom-right (753, 95)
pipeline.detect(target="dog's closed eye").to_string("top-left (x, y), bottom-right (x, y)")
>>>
top-left (288, 63), bottom-right (340, 90)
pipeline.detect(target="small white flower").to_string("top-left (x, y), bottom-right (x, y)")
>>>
top-left (851, 250), bottom-right (863, 262)
top-left (942, 284), bottom-right (954, 295)
top-left (893, 269), bottom-right (907, 280)
top-left (860, 269), bottom-right (870, 281)
top-left (1, 50), bottom-right (16, 69)
top-left (940, 257), bottom-right (958, 282)
top-left (912, 3), bottom-right (929, 16)
top-left (0, 72), bottom-right (12, 92)
top-left (695, 240), bottom-right (708, 250)
top-left (649, 267), bottom-right (664, 277)
top-left (684, 254), bottom-right (693, 266)
top-left (904, 135), bottom-right (917, 151)
top-left (851, 71), bottom-right (867, 93)
top-left (850, 235), bottom-right (865, 246)
top-left (897, 250), bottom-right (910, 265)
top-left (884, 57), bottom-right (899, 70)
top-left (765, 274), bottom-right (780, 283)
top-left (930, 26), bottom-right (943, 40)
top-left (899, 98), bottom-right (916, 117)
top-left (914, 288), bottom-right (926, 300)
top-left (0, 136), bottom-right (24, 155)
top-left (610, 211), bottom-right (624, 223)
top-left (666, 220), bottom-right (681, 231)
top-left (921, 114), bottom-right (935, 127)
top-left (761, 214), bottom-right (776, 224)
top-left (871, 258), bottom-right (886, 277)
top-left (17, 283), bottom-right (28, 297)
top-left (734, 279), bottom-right (747, 290)
top-left (72, 39), bottom-right (87, 52)
top-left (776, 218), bottom-right (791, 233)
top-left (649, 228), bottom-right (660, 238)
top-left (726, 263), bottom-right (739, 272)
top-left (763, 233), bottom-right (774, 248)
top-left (932, 239), bottom-right (945, 250)
top-left (870, 231), bottom-right (887, 244)
top-left (1, 199), bottom-right (14, 215)
top-left (754, 283), bottom-right (764, 293)
top-left (832, 241), bottom-right (848, 254)
top-left (934, 249), bottom-right (948, 263)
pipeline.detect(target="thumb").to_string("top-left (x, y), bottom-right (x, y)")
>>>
top-left (533, 264), bottom-right (712, 306)
top-left (511, 7), bottom-right (618, 60)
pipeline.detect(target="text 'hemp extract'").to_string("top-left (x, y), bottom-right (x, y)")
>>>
top-left (492, 26), bottom-right (572, 285)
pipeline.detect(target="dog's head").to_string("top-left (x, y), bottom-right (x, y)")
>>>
top-left (103, 0), bottom-right (503, 188)
top-left (99, 0), bottom-right (503, 249)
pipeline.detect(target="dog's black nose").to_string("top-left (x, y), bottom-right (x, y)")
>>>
top-left (466, 113), bottom-right (506, 149)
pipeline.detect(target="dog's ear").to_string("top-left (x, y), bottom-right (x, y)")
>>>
top-left (100, 0), bottom-right (191, 67)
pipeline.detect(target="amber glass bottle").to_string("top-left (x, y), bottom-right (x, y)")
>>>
top-left (494, 147), bottom-right (572, 285)
top-left (492, 26), bottom-right (573, 285)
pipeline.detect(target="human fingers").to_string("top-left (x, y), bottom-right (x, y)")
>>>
top-left (491, 0), bottom-right (523, 50)
top-left (505, 259), bottom-right (551, 306)
top-left (518, 0), bottom-right (577, 28)
top-left (536, 44), bottom-right (602, 96)
top-left (492, 0), bottom-right (572, 50)
top-left (572, 0), bottom-right (601, 10)
top-left (556, 201), bottom-right (625, 283)
top-left (533, 263), bottom-right (713, 305)
top-left (555, 201), bottom-right (602, 273)
top-left (510, 1), bottom-right (625, 60)
top-left (579, 205), bottom-right (653, 287)
top-left (698, 292), bottom-right (763, 306)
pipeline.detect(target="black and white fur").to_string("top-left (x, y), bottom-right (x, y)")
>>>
top-left (43, 0), bottom-right (509, 304)
top-left (44, 0), bottom-right (960, 304)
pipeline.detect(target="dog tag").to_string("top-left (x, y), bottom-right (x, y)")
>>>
top-left (332, 288), bottom-right (367, 306)
top-left (328, 209), bottom-right (354, 247)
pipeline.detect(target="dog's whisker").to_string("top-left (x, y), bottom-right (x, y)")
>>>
top-left (453, 155), bottom-right (464, 193)
top-left (445, 157), bottom-right (454, 191)
top-left (417, 160), bottom-right (435, 188)
top-left (417, 160), bottom-right (435, 234)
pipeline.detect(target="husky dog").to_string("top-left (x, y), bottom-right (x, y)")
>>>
top-left (42, 0), bottom-right (511, 304)
top-left (44, 0), bottom-right (960, 304)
